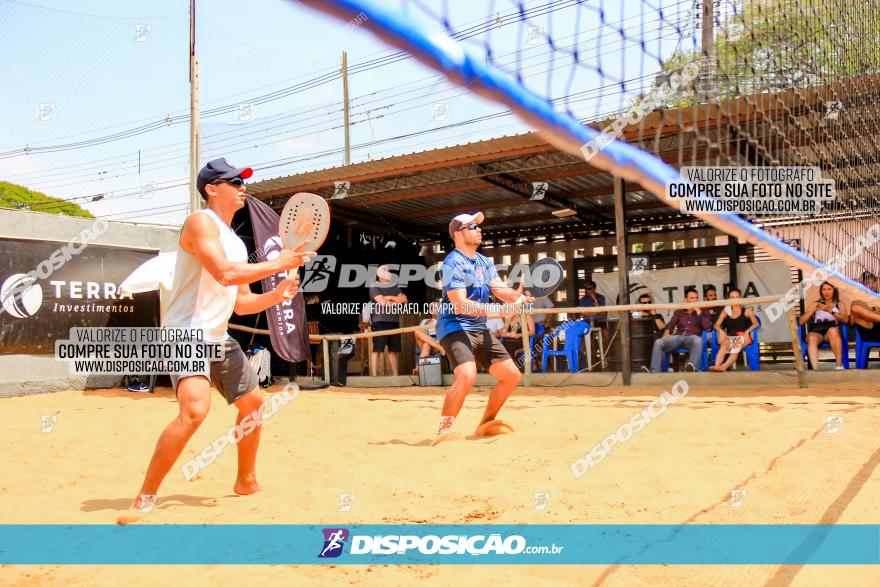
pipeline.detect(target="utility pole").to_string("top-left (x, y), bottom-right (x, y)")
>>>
top-left (342, 51), bottom-right (351, 165)
top-left (189, 0), bottom-right (202, 213)
top-left (700, 0), bottom-right (715, 100)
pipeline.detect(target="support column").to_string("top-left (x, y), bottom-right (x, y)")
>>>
top-left (613, 177), bottom-right (631, 386)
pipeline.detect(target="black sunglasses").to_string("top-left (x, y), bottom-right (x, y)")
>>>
top-left (212, 177), bottom-right (245, 187)
top-left (459, 222), bottom-right (480, 231)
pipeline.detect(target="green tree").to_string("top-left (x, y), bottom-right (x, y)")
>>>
top-left (0, 182), bottom-right (94, 218)
top-left (647, 0), bottom-right (880, 107)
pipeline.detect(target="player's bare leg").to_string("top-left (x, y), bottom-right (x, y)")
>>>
top-left (431, 362), bottom-right (476, 446)
top-left (119, 377), bottom-right (211, 523)
top-left (474, 359), bottom-right (519, 436)
top-left (232, 388), bottom-right (264, 495)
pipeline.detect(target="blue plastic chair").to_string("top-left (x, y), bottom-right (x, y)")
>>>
top-left (661, 330), bottom-right (709, 372)
top-left (855, 326), bottom-right (880, 369)
top-left (711, 315), bottom-right (762, 371)
top-left (800, 323), bottom-right (849, 369)
top-left (541, 321), bottom-right (590, 373)
top-left (513, 323), bottom-right (546, 370)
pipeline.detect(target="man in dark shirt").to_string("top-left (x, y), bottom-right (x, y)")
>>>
top-left (636, 293), bottom-right (666, 336)
top-left (646, 288), bottom-right (710, 372)
top-left (704, 286), bottom-right (721, 327)
top-left (369, 265), bottom-right (407, 376)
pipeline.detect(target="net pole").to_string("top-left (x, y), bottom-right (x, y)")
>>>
top-left (785, 307), bottom-right (808, 389)
top-left (613, 177), bottom-right (632, 386)
top-left (519, 306), bottom-right (531, 386)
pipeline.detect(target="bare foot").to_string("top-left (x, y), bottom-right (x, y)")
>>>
top-left (116, 514), bottom-right (142, 525)
top-left (709, 366), bottom-right (724, 372)
top-left (430, 432), bottom-right (464, 446)
top-left (116, 494), bottom-right (157, 525)
top-left (233, 477), bottom-right (261, 495)
top-left (474, 420), bottom-right (515, 436)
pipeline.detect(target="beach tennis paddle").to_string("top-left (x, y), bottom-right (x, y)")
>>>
top-left (279, 192), bottom-right (331, 253)
top-left (524, 258), bottom-right (564, 298)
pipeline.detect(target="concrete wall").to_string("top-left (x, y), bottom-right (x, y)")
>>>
top-left (0, 210), bottom-right (179, 397)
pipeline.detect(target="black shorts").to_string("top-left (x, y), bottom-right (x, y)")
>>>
top-left (439, 329), bottom-right (511, 371)
top-left (857, 322), bottom-right (880, 342)
top-left (372, 321), bottom-right (402, 352)
top-left (810, 321), bottom-right (837, 336)
top-left (170, 338), bottom-right (258, 405)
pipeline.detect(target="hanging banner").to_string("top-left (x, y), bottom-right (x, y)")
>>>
top-left (591, 261), bottom-right (792, 342)
top-left (0, 238), bottom-right (159, 354)
top-left (246, 196), bottom-right (309, 362)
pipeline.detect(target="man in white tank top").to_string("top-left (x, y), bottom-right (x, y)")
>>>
top-left (128, 159), bottom-right (311, 516)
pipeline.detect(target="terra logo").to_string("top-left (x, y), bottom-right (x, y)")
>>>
top-left (1, 274), bottom-right (43, 318)
top-left (318, 528), bottom-right (349, 558)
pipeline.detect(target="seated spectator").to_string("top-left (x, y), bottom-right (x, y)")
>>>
top-left (850, 274), bottom-right (880, 344)
top-left (528, 290), bottom-right (554, 326)
top-left (703, 286), bottom-right (721, 326)
top-left (709, 288), bottom-right (759, 372)
top-left (635, 293), bottom-right (666, 336)
top-left (497, 312), bottom-right (536, 358)
top-left (799, 281), bottom-right (848, 370)
top-left (485, 316), bottom-right (505, 337)
top-left (645, 288), bottom-right (711, 373)
top-left (578, 280), bottom-right (606, 323)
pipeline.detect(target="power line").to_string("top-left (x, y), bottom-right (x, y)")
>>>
top-left (19, 22), bottom-right (685, 197)
top-left (0, 0), bottom-right (582, 158)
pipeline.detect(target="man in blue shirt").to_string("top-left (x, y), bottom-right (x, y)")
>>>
top-left (578, 280), bottom-right (606, 323)
top-left (434, 212), bottom-right (532, 446)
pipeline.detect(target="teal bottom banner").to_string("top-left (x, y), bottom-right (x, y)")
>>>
top-left (1, 525), bottom-right (878, 565)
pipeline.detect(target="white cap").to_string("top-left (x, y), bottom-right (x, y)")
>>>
top-left (448, 211), bottom-right (485, 238)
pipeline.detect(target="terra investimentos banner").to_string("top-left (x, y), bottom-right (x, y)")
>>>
top-left (0, 238), bottom-right (159, 354)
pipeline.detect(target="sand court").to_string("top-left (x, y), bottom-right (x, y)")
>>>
top-left (1, 379), bottom-right (878, 585)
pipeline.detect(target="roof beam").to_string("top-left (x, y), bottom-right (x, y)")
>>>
top-left (251, 142), bottom-right (558, 198)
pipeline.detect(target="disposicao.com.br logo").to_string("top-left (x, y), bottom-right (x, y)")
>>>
top-left (317, 528), bottom-right (563, 558)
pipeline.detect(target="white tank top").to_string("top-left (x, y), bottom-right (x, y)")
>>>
top-left (814, 304), bottom-right (839, 323)
top-left (162, 208), bottom-right (248, 342)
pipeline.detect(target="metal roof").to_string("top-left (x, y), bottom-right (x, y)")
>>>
top-left (247, 74), bottom-right (880, 245)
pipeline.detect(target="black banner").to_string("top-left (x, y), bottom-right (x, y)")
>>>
top-left (0, 238), bottom-right (159, 354)
top-left (245, 196), bottom-right (309, 362)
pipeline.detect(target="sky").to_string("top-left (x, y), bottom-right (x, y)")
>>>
top-left (0, 0), bottom-right (699, 225)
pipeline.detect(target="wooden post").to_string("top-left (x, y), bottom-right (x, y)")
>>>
top-left (520, 306), bottom-right (531, 386)
top-left (786, 307), bottom-right (808, 388)
top-left (322, 338), bottom-right (330, 384)
top-left (613, 176), bottom-right (632, 385)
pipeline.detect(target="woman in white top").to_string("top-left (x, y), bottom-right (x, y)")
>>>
top-left (497, 312), bottom-right (536, 358)
top-left (799, 281), bottom-right (848, 370)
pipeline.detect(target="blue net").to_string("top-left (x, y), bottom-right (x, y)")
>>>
top-left (297, 0), bottom-right (880, 304)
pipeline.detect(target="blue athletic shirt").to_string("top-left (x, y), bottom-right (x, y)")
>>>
top-left (436, 248), bottom-right (500, 342)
